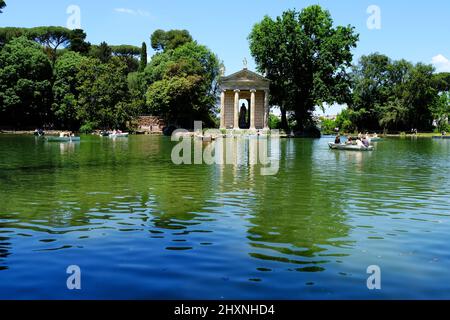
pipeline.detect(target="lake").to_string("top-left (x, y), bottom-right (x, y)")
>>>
top-left (0, 134), bottom-right (449, 299)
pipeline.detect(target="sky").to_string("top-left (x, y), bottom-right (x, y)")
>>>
top-left (1, 0), bottom-right (450, 115)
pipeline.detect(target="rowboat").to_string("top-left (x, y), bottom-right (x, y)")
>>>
top-left (328, 142), bottom-right (374, 151)
top-left (108, 133), bottom-right (129, 138)
top-left (369, 137), bottom-right (383, 142)
top-left (47, 136), bottom-right (81, 142)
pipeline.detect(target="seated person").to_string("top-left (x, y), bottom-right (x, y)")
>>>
top-left (335, 135), bottom-right (341, 144)
top-left (356, 138), bottom-right (365, 148)
top-left (362, 137), bottom-right (370, 148)
top-left (346, 137), bottom-right (353, 145)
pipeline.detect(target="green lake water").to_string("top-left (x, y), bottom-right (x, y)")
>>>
top-left (0, 134), bottom-right (449, 299)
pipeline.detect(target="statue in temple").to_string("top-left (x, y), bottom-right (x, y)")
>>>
top-left (239, 103), bottom-right (248, 129)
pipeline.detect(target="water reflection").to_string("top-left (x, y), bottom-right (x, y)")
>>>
top-left (1, 135), bottom-right (450, 298)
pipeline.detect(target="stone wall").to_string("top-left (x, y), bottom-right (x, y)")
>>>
top-left (137, 116), bottom-right (166, 133)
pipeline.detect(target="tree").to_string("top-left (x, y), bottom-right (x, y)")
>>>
top-left (249, 6), bottom-right (358, 131)
top-left (52, 51), bottom-right (89, 130)
top-left (151, 29), bottom-right (193, 52)
top-left (351, 54), bottom-right (437, 132)
top-left (431, 92), bottom-right (450, 132)
top-left (349, 53), bottom-right (393, 130)
top-left (28, 26), bottom-right (73, 65)
top-left (68, 29), bottom-right (91, 54)
top-left (433, 72), bottom-right (450, 92)
top-left (90, 41), bottom-right (112, 63)
top-left (0, 37), bottom-right (53, 127)
top-left (0, 0), bottom-right (6, 13)
top-left (111, 44), bottom-right (141, 73)
top-left (140, 42), bottom-right (148, 72)
top-left (0, 27), bottom-right (28, 47)
top-left (76, 57), bottom-right (135, 130)
top-left (144, 42), bottom-right (220, 128)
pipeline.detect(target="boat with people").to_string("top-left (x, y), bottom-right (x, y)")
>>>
top-left (109, 132), bottom-right (129, 138)
top-left (328, 142), bottom-right (374, 151)
top-left (47, 136), bottom-right (81, 142)
top-left (47, 131), bottom-right (80, 142)
top-left (101, 130), bottom-right (129, 138)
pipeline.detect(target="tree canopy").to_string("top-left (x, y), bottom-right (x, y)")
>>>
top-left (349, 53), bottom-right (437, 132)
top-left (0, 37), bottom-right (53, 127)
top-left (0, 0), bottom-right (6, 13)
top-left (151, 29), bottom-right (193, 52)
top-left (89, 42), bottom-right (112, 63)
top-left (68, 29), bottom-right (91, 54)
top-left (144, 41), bottom-right (220, 128)
top-left (434, 72), bottom-right (450, 92)
top-left (249, 6), bottom-right (359, 131)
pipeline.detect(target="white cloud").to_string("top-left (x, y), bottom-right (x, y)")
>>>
top-left (114, 8), bottom-right (151, 17)
top-left (432, 54), bottom-right (450, 73)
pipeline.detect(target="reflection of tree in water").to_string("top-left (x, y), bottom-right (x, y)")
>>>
top-left (243, 139), bottom-right (353, 272)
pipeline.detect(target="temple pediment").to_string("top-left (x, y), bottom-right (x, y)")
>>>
top-left (220, 68), bottom-right (270, 91)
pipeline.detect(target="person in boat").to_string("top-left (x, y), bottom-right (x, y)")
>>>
top-left (346, 136), bottom-right (353, 145)
top-left (362, 136), bottom-right (370, 148)
top-left (335, 135), bottom-right (341, 144)
top-left (356, 138), bottom-right (365, 148)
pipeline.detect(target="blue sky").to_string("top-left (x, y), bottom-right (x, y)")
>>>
top-left (2, 0), bottom-right (450, 115)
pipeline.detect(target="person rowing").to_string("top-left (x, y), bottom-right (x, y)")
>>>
top-left (335, 135), bottom-right (341, 144)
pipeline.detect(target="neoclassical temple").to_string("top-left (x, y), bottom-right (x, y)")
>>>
top-left (219, 67), bottom-right (270, 130)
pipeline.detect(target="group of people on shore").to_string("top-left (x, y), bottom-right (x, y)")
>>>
top-left (335, 133), bottom-right (377, 148)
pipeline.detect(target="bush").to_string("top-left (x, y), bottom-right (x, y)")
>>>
top-left (79, 122), bottom-right (96, 133)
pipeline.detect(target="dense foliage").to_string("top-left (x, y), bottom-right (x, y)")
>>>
top-left (144, 41), bottom-right (220, 128)
top-left (0, 37), bottom-right (53, 128)
top-left (0, 18), bottom-right (220, 131)
top-left (249, 6), bottom-right (359, 131)
top-left (349, 53), bottom-right (440, 132)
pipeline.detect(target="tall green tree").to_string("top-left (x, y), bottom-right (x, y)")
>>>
top-left (433, 72), bottom-right (450, 92)
top-left (68, 29), bottom-right (91, 54)
top-left (431, 92), bottom-right (450, 132)
top-left (0, 27), bottom-right (27, 47)
top-left (76, 57), bottom-right (134, 130)
top-left (351, 54), bottom-right (437, 131)
top-left (52, 51), bottom-right (89, 130)
top-left (0, 37), bottom-right (53, 127)
top-left (140, 42), bottom-right (148, 72)
top-left (349, 53), bottom-right (392, 130)
top-left (151, 29), bottom-right (193, 52)
top-left (89, 41), bottom-right (112, 63)
top-left (144, 42), bottom-right (220, 128)
top-left (111, 44), bottom-right (141, 73)
top-left (249, 6), bottom-right (358, 131)
top-left (28, 26), bottom-right (72, 65)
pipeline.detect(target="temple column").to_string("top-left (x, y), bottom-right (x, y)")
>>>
top-left (220, 90), bottom-right (226, 129)
top-left (250, 89), bottom-right (256, 130)
top-left (264, 90), bottom-right (270, 130)
top-left (234, 89), bottom-right (240, 129)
